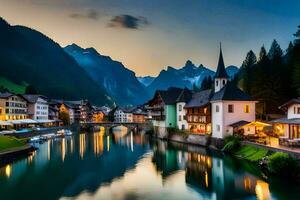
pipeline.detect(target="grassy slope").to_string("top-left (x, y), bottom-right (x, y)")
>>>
top-left (236, 145), bottom-right (268, 162)
top-left (0, 136), bottom-right (27, 152)
top-left (0, 76), bottom-right (26, 94)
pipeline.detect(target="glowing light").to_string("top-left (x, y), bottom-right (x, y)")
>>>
top-left (244, 177), bottom-right (252, 191)
top-left (62, 138), bottom-right (66, 162)
top-left (27, 151), bottom-right (36, 164)
top-left (107, 135), bottom-right (110, 152)
top-left (130, 132), bottom-right (133, 152)
top-left (255, 180), bottom-right (271, 200)
top-left (5, 164), bottom-right (12, 178)
top-left (79, 134), bottom-right (86, 159)
top-left (205, 171), bottom-right (209, 188)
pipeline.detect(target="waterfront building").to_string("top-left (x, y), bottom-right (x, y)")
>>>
top-left (210, 46), bottom-right (256, 139)
top-left (147, 87), bottom-right (184, 128)
top-left (92, 106), bottom-right (105, 123)
top-left (0, 92), bottom-right (28, 121)
top-left (176, 88), bottom-right (192, 130)
top-left (114, 108), bottom-right (133, 123)
top-left (271, 98), bottom-right (300, 144)
top-left (185, 89), bottom-right (212, 134)
top-left (22, 95), bottom-right (49, 121)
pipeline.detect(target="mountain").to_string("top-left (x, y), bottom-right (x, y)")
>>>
top-left (64, 44), bottom-right (150, 106)
top-left (147, 60), bottom-right (239, 95)
top-left (0, 17), bottom-right (113, 106)
top-left (137, 76), bottom-right (155, 87)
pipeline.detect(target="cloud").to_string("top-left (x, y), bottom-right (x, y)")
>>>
top-left (69, 9), bottom-right (101, 20)
top-left (108, 15), bottom-right (149, 29)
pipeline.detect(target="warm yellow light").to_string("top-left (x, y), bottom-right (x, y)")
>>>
top-left (107, 135), bottom-right (110, 152)
top-left (255, 180), bottom-right (271, 200)
top-left (205, 171), bottom-right (209, 188)
top-left (5, 164), bottom-right (12, 178)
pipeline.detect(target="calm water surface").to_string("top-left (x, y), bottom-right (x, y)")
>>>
top-left (0, 129), bottom-right (299, 200)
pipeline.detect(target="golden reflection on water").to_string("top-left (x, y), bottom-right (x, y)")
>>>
top-left (70, 137), bottom-right (74, 154)
top-left (5, 164), bottom-right (11, 178)
top-left (79, 134), bottom-right (86, 159)
top-left (61, 138), bottom-right (66, 162)
top-left (27, 151), bottom-right (36, 164)
top-left (255, 180), bottom-right (271, 200)
top-left (93, 130), bottom-right (104, 156)
top-left (48, 140), bottom-right (51, 161)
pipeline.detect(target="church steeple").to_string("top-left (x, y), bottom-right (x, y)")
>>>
top-left (215, 43), bottom-right (229, 79)
top-left (214, 43), bottom-right (229, 93)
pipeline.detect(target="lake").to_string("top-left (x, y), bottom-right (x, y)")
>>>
top-left (0, 129), bottom-right (299, 200)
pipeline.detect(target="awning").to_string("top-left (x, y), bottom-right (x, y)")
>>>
top-left (270, 118), bottom-right (300, 125)
top-left (229, 121), bottom-right (271, 128)
top-left (0, 120), bottom-right (13, 126)
top-left (35, 119), bottom-right (56, 123)
top-left (8, 119), bottom-right (38, 124)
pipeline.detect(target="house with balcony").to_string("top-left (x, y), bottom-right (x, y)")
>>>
top-left (114, 107), bottom-right (133, 123)
top-left (147, 87), bottom-right (184, 129)
top-left (185, 89), bottom-right (213, 134)
top-left (0, 92), bottom-right (28, 121)
top-left (271, 98), bottom-right (300, 146)
top-left (22, 94), bottom-right (49, 121)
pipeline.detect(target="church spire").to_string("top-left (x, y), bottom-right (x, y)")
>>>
top-left (215, 43), bottom-right (229, 79)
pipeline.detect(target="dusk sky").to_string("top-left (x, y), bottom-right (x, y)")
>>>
top-left (0, 0), bottom-right (299, 76)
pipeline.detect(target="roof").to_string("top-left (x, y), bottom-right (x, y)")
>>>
top-left (176, 87), bottom-right (193, 103)
top-left (158, 87), bottom-right (184, 105)
top-left (210, 81), bottom-right (254, 101)
top-left (185, 89), bottom-right (213, 108)
top-left (228, 120), bottom-right (250, 128)
top-left (279, 98), bottom-right (300, 111)
top-left (0, 92), bottom-right (14, 98)
top-left (215, 44), bottom-right (229, 79)
top-left (22, 94), bottom-right (47, 103)
top-left (270, 118), bottom-right (300, 125)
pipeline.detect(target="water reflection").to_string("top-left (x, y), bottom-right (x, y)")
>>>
top-left (0, 128), bottom-right (298, 200)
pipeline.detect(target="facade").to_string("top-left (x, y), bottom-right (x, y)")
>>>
top-left (0, 92), bottom-right (28, 121)
top-left (22, 95), bottom-right (48, 120)
top-left (272, 99), bottom-right (300, 140)
top-left (185, 90), bottom-right (212, 134)
top-left (92, 107), bottom-right (105, 123)
top-left (176, 88), bottom-right (192, 130)
top-left (114, 108), bottom-right (133, 123)
top-left (211, 46), bottom-right (256, 139)
top-left (147, 87), bottom-right (184, 128)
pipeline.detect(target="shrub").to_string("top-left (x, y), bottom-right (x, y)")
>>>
top-left (222, 135), bottom-right (241, 153)
top-left (267, 152), bottom-right (300, 179)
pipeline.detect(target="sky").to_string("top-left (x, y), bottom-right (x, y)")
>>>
top-left (0, 0), bottom-right (299, 76)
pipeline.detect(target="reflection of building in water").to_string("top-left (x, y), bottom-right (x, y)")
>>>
top-left (107, 135), bottom-right (110, 152)
top-left (185, 152), bottom-right (212, 192)
top-left (93, 131), bottom-right (104, 156)
top-left (0, 164), bottom-right (12, 178)
top-left (79, 134), bottom-right (86, 159)
top-left (211, 156), bottom-right (271, 200)
top-left (27, 151), bottom-right (36, 164)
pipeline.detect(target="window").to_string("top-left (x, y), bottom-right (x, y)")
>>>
top-left (179, 115), bottom-right (182, 121)
top-left (223, 80), bottom-right (226, 85)
top-left (204, 108), bottom-right (207, 114)
top-left (244, 105), bottom-right (250, 113)
top-left (216, 80), bottom-right (219, 87)
top-left (294, 107), bottom-right (296, 114)
top-left (298, 107), bottom-right (300, 114)
top-left (179, 105), bottom-right (182, 111)
top-left (228, 104), bottom-right (234, 113)
top-left (216, 105), bottom-right (220, 112)
top-left (217, 125), bottom-right (220, 132)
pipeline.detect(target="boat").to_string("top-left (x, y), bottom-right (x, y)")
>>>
top-left (57, 129), bottom-right (72, 136)
top-left (29, 136), bottom-right (47, 143)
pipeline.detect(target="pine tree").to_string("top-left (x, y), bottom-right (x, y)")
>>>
top-left (294, 25), bottom-right (300, 45)
top-left (292, 25), bottom-right (300, 95)
top-left (241, 50), bottom-right (257, 93)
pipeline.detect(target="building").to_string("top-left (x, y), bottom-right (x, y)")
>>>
top-left (92, 106), bottom-right (105, 123)
top-left (22, 95), bottom-right (48, 121)
top-left (48, 103), bottom-right (59, 121)
top-left (176, 88), bottom-right (192, 130)
top-left (185, 89), bottom-right (212, 134)
top-left (147, 87), bottom-right (184, 128)
top-left (114, 108), bottom-right (133, 123)
top-left (271, 98), bottom-right (300, 142)
top-left (211, 45), bottom-right (256, 139)
top-left (130, 107), bottom-right (147, 123)
top-left (0, 92), bottom-right (28, 121)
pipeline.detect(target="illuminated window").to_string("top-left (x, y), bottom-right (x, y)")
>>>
top-left (204, 108), bottom-right (207, 114)
top-left (228, 104), bottom-right (234, 113)
top-left (244, 105), bottom-right (250, 113)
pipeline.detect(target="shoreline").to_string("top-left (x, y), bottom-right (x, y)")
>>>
top-left (0, 145), bottom-right (35, 165)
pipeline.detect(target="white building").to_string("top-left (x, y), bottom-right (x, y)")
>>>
top-left (211, 45), bottom-right (257, 139)
top-left (271, 99), bottom-right (300, 140)
top-left (176, 88), bottom-right (192, 130)
top-left (23, 95), bottom-right (49, 120)
top-left (114, 108), bottom-right (133, 123)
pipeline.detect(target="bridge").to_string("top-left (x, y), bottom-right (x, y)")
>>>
top-left (80, 122), bottom-right (147, 132)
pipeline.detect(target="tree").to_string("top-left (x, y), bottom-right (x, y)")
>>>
top-left (241, 50), bottom-right (257, 93)
top-left (59, 111), bottom-right (70, 125)
top-left (294, 25), bottom-right (300, 45)
top-left (292, 26), bottom-right (300, 95)
top-left (200, 76), bottom-right (212, 91)
top-left (25, 85), bottom-right (37, 94)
